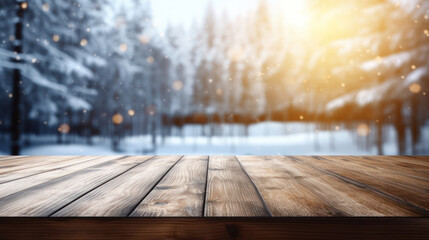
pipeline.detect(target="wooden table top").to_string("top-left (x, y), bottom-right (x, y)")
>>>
top-left (0, 155), bottom-right (428, 217)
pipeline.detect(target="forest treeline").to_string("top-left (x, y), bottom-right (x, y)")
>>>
top-left (0, 0), bottom-right (428, 154)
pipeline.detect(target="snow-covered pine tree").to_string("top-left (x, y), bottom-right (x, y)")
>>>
top-left (0, 0), bottom-right (102, 153)
top-left (312, 0), bottom-right (429, 154)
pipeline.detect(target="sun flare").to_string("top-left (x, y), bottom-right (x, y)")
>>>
top-left (279, 0), bottom-right (308, 28)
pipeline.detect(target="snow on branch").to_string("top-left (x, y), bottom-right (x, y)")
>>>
top-left (41, 44), bottom-right (94, 79)
top-left (0, 48), bottom-right (41, 63)
top-left (390, 0), bottom-right (429, 18)
top-left (66, 94), bottom-right (92, 111)
top-left (360, 44), bottom-right (429, 72)
top-left (326, 71), bottom-right (424, 113)
top-left (406, 67), bottom-right (428, 85)
top-left (326, 92), bottom-right (357, 112)
top-left (67, 47), bottom-right (107, 67)
top-left (21, 67), bottom-right (68, 93)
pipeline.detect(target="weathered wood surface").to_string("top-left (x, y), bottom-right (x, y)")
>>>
top-left (0, 156), bottom-right (150, 216)
top-left (53, 156), bottom-right (180, 217)
top-left (237, 156), bottom-right (417, 216)
top-left (205, 156), bottom-right (270, 216)
top-left (130, 156), bottom-right (208, 217)
top-left (0, 155), bottom-right (428, 217)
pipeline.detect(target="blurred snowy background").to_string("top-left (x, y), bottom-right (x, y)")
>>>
top-left (0, 0), bottom-right (428, 155)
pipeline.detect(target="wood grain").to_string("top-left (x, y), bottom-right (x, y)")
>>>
top-left (0, 155), bottom-right (428, 217)
top-left (341, 156), bottom-right (429, 180)
top-left (130, 156), bottom-right (208, 217)
top-left (52, 156), bottom-right (182, 217)
top-left (294, 156), bottom-right (429, 214)
top-left (388, 156), bottom-right (429, 167)
top-left (1, 218), bottom-right (428, 240)
top-left (0, 156), bottom-right (126, 198)
top-left (0, 156), bottom-right (104, 184)
top-left (367, 156), bottom-right (429, 178)
top-left (0, 156), bottom-right (78, 173)
top-left (0, 156), bottom-right (30, 161)
top-left (320, 156), bottom-right (429, 193)
top-left (276, 156), bottom-right (418, 216)
top-left (205, 156), bottom-right (270, 217)
top-left (237, 155), bottom-right (340, 216)
top-left (0, 156), bottom-right (152, 216)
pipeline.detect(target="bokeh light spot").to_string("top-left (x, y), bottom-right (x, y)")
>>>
top-left (147, 56), bottom-right (154, 64)
top-left (42, 3), bottom-right (50, 11)
top-left (80, 38), bottom-right (88, 46)
top-left (119, 43), bottom-right (128, 53)
top-left (21, 2), bottom-right (28, 10)
top-left (128, 109), bottom-right (135, 116)
top-left (58, 124), bottom-right (70, 134)
top-left (172, 80), bottom-right (183, 91)
top-left (357, 124), bottom-right (370, 137)
top-left (52, 34), bottom-right (60, 42)
top-left (409, 83), bottom-right (421, 94)
top-left (112, 113), bottom-right (124, 125)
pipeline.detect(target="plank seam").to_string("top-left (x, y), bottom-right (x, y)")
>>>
top-left (344, 156), bottom-right (429, 184)
top-left (361, 156), bottom-right (429, 173)
top-left (276, 156), bottom-right (345, 217)
top-left (202, 155), bottom-right (210, 217)
top-left (0, 156), bottom-right (106, 185)
top-left (48, 156), bottom-right (155, 217)
top-left (288, 156), bottom-right (429, 216)
top-left (126, 156), bottom-right (185, 217)
top-left (235, 156), bottom-right (273, 217)
top-left (0, 156), bottom-right (32, 162)
top-left (0, 156), bottom-right (82, 175)
top-left (319, 156), bottom-right (429, 192)
top-left (0, 156), bottom-right (129, 200)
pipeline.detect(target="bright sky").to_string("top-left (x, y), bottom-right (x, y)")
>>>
top-left (149, 0), bottom-right (308, 31)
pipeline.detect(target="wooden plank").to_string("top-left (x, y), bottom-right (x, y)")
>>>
top-left (262, 156), bottom-right (417, 216)
top-left (52, 156), bottom-right (182, 217)
top-left (130, 156), bottom-right (208, 217)
top-left (204, 156), bottom-right (270, 217)
top-left (0, 156), bottom-right (79, 174)
top-left (0, 156), bottom-right (129, 199)
top-left (0, 156), bottom-right (105, 184)
top-left (236, 156), bottom-right (341, 216)
top-left (0, 156), bottom-right (72, 168)
top-left (1, 218), bottom-right (429, 240)
top-left (342, 156), bottom-right (429, 180)
top-left (317, 156), bottom-right (429, 193)
top-left (374, 155), bottom-right (429, 169)
top-left (0, 156), bottom-right (152, 216)
top-left (0, 156), bottom-right (30, 161)
top-left (369, 156), bottom-right (429, 177)
top-left (388, 156), bottom-right (429, 167)
top-left (293, 156), bottom-right (429, 214)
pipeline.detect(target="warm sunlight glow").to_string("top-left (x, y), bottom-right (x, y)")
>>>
top-left (280, 0), bottom-right (308, 28)
top-left (2, 0), bottom-right (428, 157)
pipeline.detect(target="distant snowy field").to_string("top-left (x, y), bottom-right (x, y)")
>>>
top-left (1, 122), bottom-right (428, 155)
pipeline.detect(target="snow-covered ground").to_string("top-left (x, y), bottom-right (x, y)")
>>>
top-left (1, 122), bottom-right (426, 156)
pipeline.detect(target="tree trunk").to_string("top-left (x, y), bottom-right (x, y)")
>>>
top-left (410, 96), bottom-right (420, 155)
top-left (376, 120), bottom-right (384, 155)
top-left (394, 101), bottom-right (406, 155)
top-left (151, 118), bottom-right (157, 152)
top-left (10, 1), bottom-right (24, 155)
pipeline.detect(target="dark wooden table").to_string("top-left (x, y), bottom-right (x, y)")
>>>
top-left (0, 155), bottom-right (428, 239)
